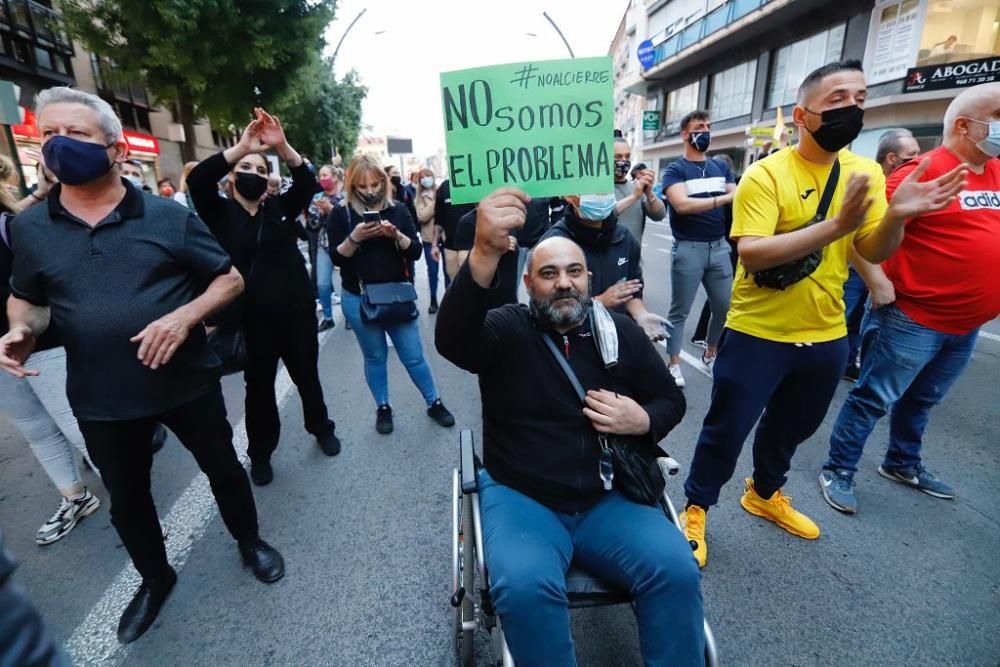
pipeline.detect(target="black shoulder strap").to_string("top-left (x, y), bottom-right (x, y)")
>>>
top-left (0, 213), bottom-right (9, 249)
top-left (541, 334), bottom-right (587, 405)
top-left (814, 159), bottom-right (841, 223)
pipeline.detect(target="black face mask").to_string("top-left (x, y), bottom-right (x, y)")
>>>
top-left (614, 159), bottom-right (631, 179)
top-left (234, 172), bottom-right (268, 200)
top-left (358, 189), bottom-right (384, 207)
top-left (389, 175), bottom-right (402, 188)
top-left (806, 105), bottom-right (865, 153)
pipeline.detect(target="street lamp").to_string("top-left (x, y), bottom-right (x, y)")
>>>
top-left (331, 8), bottom-right (367, 66)
top-left (542, 11), bottom-right (575, 58)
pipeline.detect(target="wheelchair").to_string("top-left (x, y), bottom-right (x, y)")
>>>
top-left (451, 430), bottom-right (720, 666)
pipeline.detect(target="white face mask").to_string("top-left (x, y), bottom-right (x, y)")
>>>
top-left (967, 117), bottom-right (1000, 158)
top-left (420, 176), bottom-right (434, 188)
top-left (124, 175), bottom-right (144, 188)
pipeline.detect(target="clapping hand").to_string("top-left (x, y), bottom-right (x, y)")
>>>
top-left (888, 159), bottom-right (967, 220)
top-left (833, 173), bottom-right (874, 234)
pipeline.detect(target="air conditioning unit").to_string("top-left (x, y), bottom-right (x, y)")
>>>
top-left (166, 123), bottom-right (185, 143)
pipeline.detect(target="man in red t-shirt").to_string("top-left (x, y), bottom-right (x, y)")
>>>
top-left (820, 82), bottom-right (1000, 514)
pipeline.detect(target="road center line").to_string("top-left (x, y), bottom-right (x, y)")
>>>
top-left (657, 339), bottom-right (712, 379)
top-left (65, 332), bottom-right (331, 666)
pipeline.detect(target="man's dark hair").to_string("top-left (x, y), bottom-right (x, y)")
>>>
top-left (613, 128), bottom-right (624, 139)
top-left (797, 59), bottom-right (864, 105)
top-left (875, 128), bottom-right (915, 165)
top-left (679, 110), bottom-right (710, 133)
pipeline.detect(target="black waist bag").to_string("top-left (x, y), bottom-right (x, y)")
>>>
top-left (752, 159), bottom-right (840, 291)
top-left (541, 334), bottom-right (665, 506)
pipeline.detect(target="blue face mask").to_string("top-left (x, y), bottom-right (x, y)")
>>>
top-left (688, 131), bottom-right (711, 153)
top-left (42, 135), bottom-right (116, 185)
top-left (967, 118), bottom-right (1000, 158)
top-left (577, 193), bottom-right (617, 221)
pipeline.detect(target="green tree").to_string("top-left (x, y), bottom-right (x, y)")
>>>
top-left (60, 0), bottom-right (337, 161)
top-left (274, 55), bottom-right (367, 164)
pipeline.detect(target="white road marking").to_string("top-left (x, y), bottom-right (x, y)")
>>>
top-left (653, 233), bottom-right (675, 242)
top-left (657, 248), bottom-right (671, 254)
top-left (657, 339), bottom-right (713, 379)
top-left (65, 332), bottom-right (332, 666)
top-left (979, 331), bottom-right (1000, 343)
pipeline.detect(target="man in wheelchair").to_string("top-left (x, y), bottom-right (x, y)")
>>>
top-left (436, 187), bottom-right (705, 666)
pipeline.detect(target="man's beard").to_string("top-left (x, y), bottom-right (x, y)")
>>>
top-left (529, 287), bottom-right (588, 329)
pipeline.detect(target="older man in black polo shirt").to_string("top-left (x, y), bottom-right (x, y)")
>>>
top-left (0, 87), bottom-right (284, 644)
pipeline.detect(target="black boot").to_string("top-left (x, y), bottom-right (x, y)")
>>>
top-left (249, 459), bottom-right (273, 486)
top-left (315, 426), bottom-right (342, 456)
top-left (239, 539), bottom-right (285, 583)
top-left (117, 567), bottom-right (177, 643)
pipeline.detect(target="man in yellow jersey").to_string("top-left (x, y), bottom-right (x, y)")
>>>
top-left (678, 59), bottom-right (968, 568)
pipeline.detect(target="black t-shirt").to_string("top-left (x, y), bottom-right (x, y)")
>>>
top-left (9, 181), bottom-right (232, 421)
top-left (434, 180), bottom-right (476, 250)
top-left (660, 157), bottom-right (734, 241)
top-left (327, 201), bottom-right (423, 295)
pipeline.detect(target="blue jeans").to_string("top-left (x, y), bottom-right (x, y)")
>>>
top-left (842, 267), bottom-right (869, 369)
top-left (316, 248), bottom-right (338, 320)
top-left (340, 290), bottom-right (439, 407)
top-left (422, 241), bottom-right (441, 302)
top-left (825, 304), bottom-right (978, 474)
top-left (479, 470), bottom-right (704, 667)
top-left (666, 239), bottom-right (733, 356)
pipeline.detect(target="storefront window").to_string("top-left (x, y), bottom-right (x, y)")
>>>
top-left (767, 24), bottom-right (846, 108)
top-left (709, 60), bottom-right (756, 121)
top-left (916, 0), bottom-right (1000, 66)
top-left (664, 80), bottom-right (700, 135)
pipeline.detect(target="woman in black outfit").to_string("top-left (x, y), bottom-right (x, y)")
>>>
top-left (328, 154), bottom-right (454, 435)
top-left (188, 108), bottom-right (340, 486)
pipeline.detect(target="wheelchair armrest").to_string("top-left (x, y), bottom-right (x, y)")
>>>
top-left (460, 430), bottom-right (479, 494)
top-left (656, 456), bottom-right (681, 478)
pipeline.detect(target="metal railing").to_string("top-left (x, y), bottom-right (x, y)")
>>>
top-left (0, 0), bottom-right (73, 53)
top-left (647, 0), bottom-right (773, 71)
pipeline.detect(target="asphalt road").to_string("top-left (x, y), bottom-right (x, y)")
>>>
top-left (0, 224), bottom-right (997, 666)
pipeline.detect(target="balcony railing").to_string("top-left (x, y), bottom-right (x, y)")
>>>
top-left (0, 0), bottom-right (74, 54)
top-left (647, 0), bottom-right (774, 71)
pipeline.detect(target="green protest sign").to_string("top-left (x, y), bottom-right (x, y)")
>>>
top-left (440, 56), bottom-right (614, 204)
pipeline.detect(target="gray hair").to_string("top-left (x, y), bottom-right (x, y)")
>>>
top-left (875, 128), bottom-right (915, 165)
top-left (35, 86), bottom-right (123, 143)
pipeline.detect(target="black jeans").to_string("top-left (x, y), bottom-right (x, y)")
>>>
top-left (79, 385), bottom-right (259, 583)
top-left (244, 311), bottom-right (334, 463)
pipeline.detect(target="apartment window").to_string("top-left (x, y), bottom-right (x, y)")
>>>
top-left (767, 24), bottom-right (846, 108)
top-left (664, 80), bottom-right (701, 135)
top-left (709, 60), bottom-right (756, 121)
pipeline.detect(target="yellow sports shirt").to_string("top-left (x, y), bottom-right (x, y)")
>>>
top-left (726, 147), bottom-right (888, 343)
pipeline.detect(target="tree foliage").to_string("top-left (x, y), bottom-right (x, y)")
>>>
top-left (58, 0), bottom-right (362, 159)
top-left (273, 56), bottom-right (367, 164)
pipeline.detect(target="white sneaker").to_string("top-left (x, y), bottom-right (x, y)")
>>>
top-left (331, 293), bottom-right (342, 305)
top-left (701, 352), bottom-right (715, 377)
top-left (668, 364), bottom-right (686, 388)
top-left (36, 489), bottom-right (100, 545)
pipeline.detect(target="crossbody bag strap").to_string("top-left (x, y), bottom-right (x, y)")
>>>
top-left (814, 158), bottom-right (841, 223)
top-left (541, 333), bottom-right (587, 405)
top-left (0, 213), bottom-right (10, 249)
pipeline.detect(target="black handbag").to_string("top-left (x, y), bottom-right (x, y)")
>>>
top-left (752, 159), bottom-right (840, 291)
top-left (541, 334), bottom-right (666, 506)
top-left (207, 218), bottom-right (264, 375)
top-left (360, 280), bottom-right (418, 325)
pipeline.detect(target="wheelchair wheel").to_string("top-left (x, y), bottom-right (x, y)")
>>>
top-left (455, 491), bottom-right (476, 666)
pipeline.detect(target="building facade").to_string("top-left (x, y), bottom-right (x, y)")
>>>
top-left (0, 0), bottom-right (231, 194)
top-left (618, 0), bottom-right (1000, 175)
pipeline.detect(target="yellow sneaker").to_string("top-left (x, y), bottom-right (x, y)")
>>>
top-left (740, 478), bottom-right (820, 539)
top-left (679, 505), bottom-right (707, 568)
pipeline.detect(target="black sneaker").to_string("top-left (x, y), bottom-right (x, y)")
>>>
top-left (427, 399), bottom-right (455, 427)
top-left (843, 364), bottom-right (860, 382)
top-left (375, 405), bottom-right (394, 434)
top-left (250, 459), bottom-right (273, 486)
top-left (428, 300), bottom-right (439, 315)
top-left (318, 318), bottom-right (336, 333)
top-left (316, 428), bottom-right (341, 456)
top-left (151, 424), bottom-right (168, 454)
